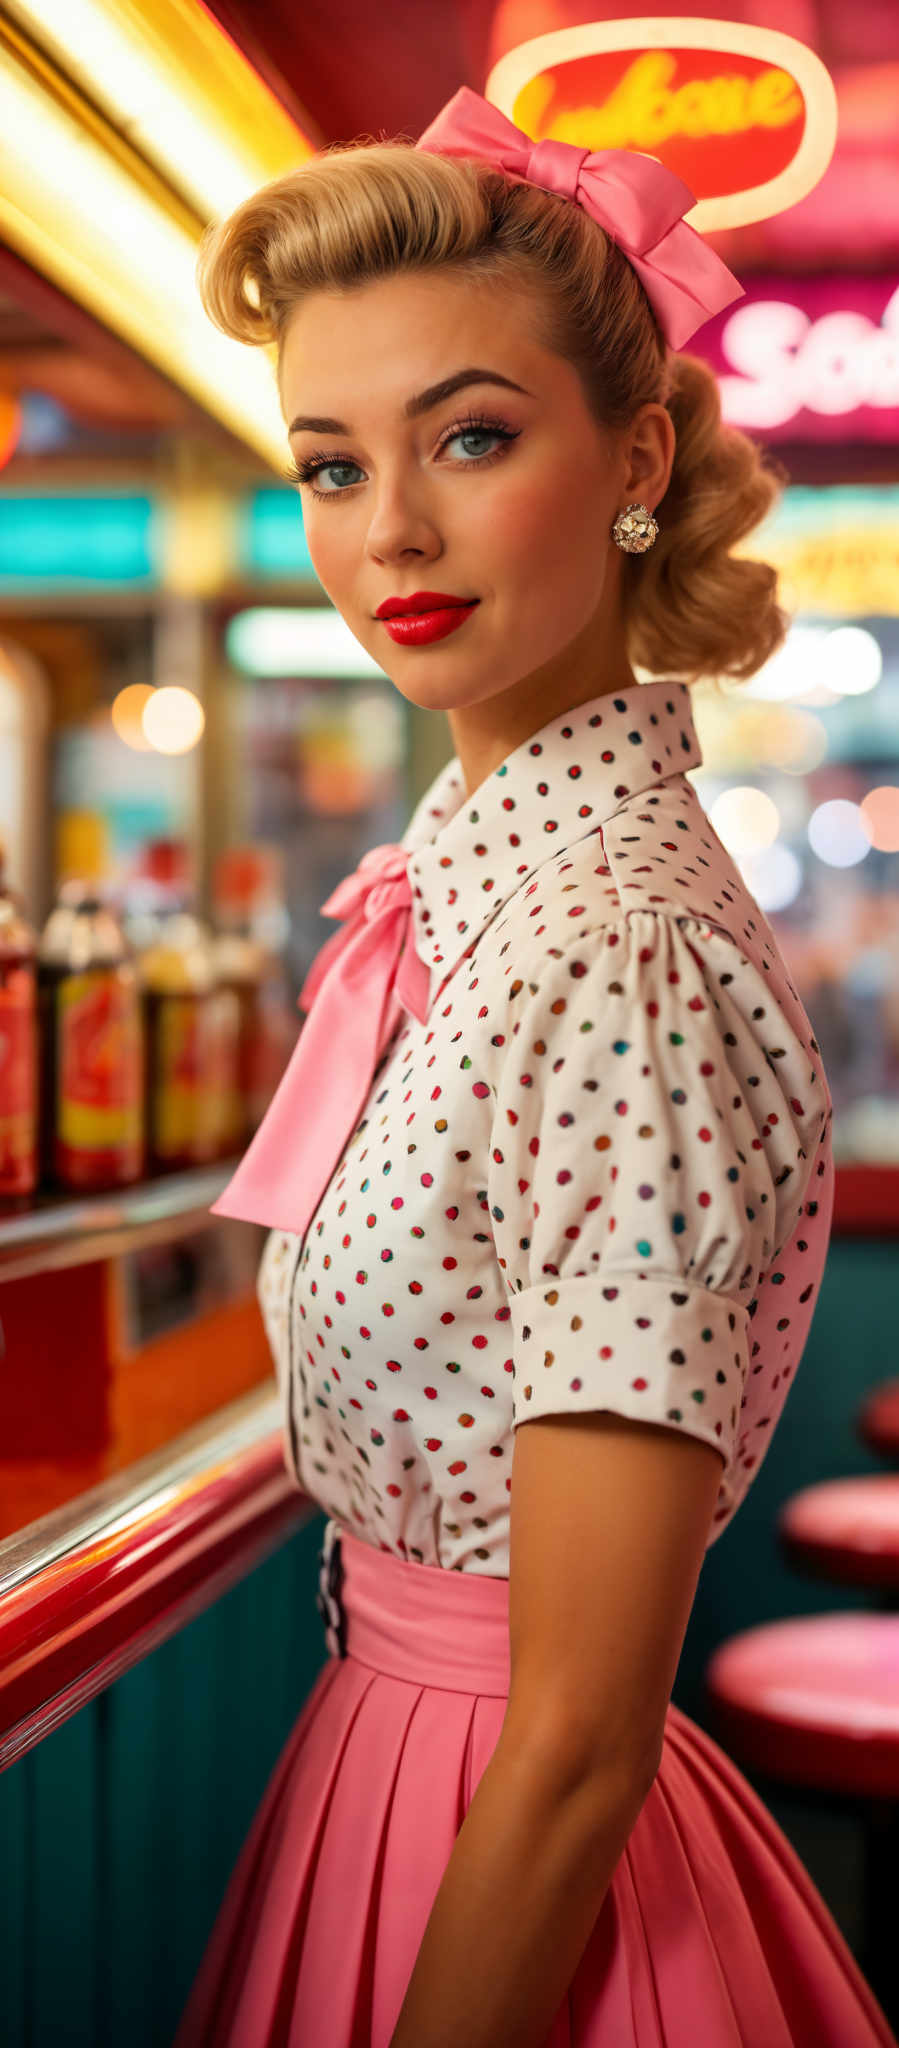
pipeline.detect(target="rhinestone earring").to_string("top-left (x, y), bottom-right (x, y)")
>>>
top-left (612, 502), bottom-right (659, 553)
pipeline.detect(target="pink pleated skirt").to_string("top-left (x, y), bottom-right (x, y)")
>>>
top-left (173, 1519), bottom-right (898, 2048)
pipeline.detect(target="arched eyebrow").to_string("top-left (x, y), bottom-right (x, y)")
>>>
top-left (288, 366), bottom-right (534, 437)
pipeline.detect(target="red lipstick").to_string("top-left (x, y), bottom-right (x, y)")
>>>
top-left (380, 603), bottom-right (479, 646)
top-left (375, 589), bottom-right (476, 617)
top-left (375, 591), bottom-right (480, 646)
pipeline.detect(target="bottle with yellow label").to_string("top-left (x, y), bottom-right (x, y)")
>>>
top-left (38, 882), bottom-right (144, 1190)
top-left (135, 839), bottom-right (236, 1171)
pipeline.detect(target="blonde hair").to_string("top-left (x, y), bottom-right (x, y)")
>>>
top-left (197, 138), bottom-right (787, 685)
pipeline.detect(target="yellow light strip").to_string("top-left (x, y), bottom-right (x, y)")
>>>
top-left (1, 0), bottom-right (315, 222)
top-left (0, 39), bottom-right (288, 469)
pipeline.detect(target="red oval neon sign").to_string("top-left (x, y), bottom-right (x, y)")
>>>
top-left (486, 19), bottom-right (838, 231)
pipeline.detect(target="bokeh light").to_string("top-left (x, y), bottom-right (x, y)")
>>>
top-left (807, 798), bottom-right (874, 867)
top-left (111, 682), bottom-right (154, 751)
top-left (142, 685), bottom-right (205, 754)
top-left (739, 843), bottom-right (804, 912)
top-left (860, 785), bottom-right (899, 852)
top-left (764, 706), bottom-right (829, 774)
top-left (709, 785), bottom-right (780, 858)
top-left (821, 625), bottom-right (883, 697)
top-left (737, 625), bottom-right (833, 702)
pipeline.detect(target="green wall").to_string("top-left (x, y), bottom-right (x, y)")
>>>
top-left (0, 1239), bottom-right (894, 2047)
top-left (0, 1515), bottom-right (331, 2048)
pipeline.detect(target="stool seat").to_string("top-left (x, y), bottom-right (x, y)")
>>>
top-left (779, 1475), bottom-right (899, 1587)
top-left (705, 1613), bottom-right (899, 1799)
top-left (859, 1380), bottom-right (899, 1462)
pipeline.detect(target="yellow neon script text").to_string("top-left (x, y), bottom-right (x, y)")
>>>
top-left (552, 52), bottom-right (803, 150)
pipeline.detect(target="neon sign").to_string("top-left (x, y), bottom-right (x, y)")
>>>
top-left (486, 18), bottom-right (837, 230)
top-left (692, 277), bottom-right (899, 443)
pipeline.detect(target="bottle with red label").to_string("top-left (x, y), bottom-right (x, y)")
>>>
top-left (38, 881), bottom-right (144, 1190)
top-left (0, 837), bottom-right (39, 1198)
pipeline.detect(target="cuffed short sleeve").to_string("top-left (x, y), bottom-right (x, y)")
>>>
top-left (487, 910), bottom-right (822, 1474)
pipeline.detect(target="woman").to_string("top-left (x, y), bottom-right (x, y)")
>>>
top-left (173, 86), bottom-right (897, 2048)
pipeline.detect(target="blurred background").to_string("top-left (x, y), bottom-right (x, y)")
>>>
top-left (1, 1), bottom-right (898, 1195)
top-left (1, 6), bottom-right (899, 2044)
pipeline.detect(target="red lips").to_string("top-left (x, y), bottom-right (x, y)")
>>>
top-left (375, 589), bottom-right (475, 618)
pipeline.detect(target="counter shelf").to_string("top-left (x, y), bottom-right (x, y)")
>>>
top-left (0, 1161), bottom-right (243, 1284)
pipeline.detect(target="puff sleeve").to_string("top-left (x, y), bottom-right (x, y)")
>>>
top-left (486, 909), bottom-right (821, 1474)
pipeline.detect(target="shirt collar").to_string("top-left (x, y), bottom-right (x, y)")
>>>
top-left (402, 677), bottom-right (704, 1008)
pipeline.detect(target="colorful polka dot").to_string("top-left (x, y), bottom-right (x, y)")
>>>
top-left (254, 678), bottom-right (832, 1576)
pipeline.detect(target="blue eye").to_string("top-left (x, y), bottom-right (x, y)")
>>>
top-left (286, 411), bottom-right (520, 501)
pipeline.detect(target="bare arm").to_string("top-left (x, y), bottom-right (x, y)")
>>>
top-left (387, 1724), bottom-right (654, 2048)
top-left (388, 1410), bottom-right (725, 2048)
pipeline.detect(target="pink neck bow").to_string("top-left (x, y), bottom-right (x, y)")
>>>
top-left (212, 843), bottom-right (431, 1235)
top-left (415, 84), bottom-right (743, 349)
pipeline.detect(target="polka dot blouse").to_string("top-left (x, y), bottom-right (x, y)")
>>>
top-left (257, 679), bottom-right (834, 1573)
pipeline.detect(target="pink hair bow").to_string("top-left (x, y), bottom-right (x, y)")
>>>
top-left (211, 842), bottom-right (431, 1235)
top-left (415, 85), bottom-right (743, 350)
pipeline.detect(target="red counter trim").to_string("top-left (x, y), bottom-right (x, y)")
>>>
top-left (0, 1422), bottom-right (309, 1772)
top-left (832, 1165), bottom-right (899, 1236)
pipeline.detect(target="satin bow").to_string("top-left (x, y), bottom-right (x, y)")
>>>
top-left (415, 85), bottom-right (743, 349)
top-left (211, 842), bottom-right (432, 1235)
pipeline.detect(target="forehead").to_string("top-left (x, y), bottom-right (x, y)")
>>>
top-left (278, 270), bottom-right (545, 399)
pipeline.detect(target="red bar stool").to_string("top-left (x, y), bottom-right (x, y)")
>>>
top-left (705, 1613), bottom-right (899, 2029)
top-left (779, 1476), bottom-right (899, 1604)
top-left (859, 1381), bottom-right (899, 1463)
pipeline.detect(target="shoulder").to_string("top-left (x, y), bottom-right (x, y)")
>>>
top-left (490, 900), bottom-right (830, 1262)
top-left (599, 777), bottom-right (778, 967)
top-left (491, 770), bottom-right (770, 981)
top-left (491, 771), bottom-right (822, 1059)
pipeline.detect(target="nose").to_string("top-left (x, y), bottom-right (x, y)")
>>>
top-left (364, 468), bottom-right (444, 563)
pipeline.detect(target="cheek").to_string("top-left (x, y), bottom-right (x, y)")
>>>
top-left (469, 475), bottom-right (559, 579)
top-left (303, 520), bottom-right (358, 606)
top-left (484, 460), bottom-right (605, 573)
top-left (302, 517), bottom-right (352, 596)
top-left (485, 472), bottom-right (608, 620)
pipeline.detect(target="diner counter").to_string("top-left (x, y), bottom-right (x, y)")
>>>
top-left (0, 1162), bottom-right (277, 1537)
top-left (0, 1162), bottom-right (312, 1768)
top-left (0, 1384), bottom-right (310, 1770)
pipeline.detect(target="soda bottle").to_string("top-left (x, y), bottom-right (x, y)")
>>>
top-left (39, 881), bottom-right (144, 1190)
top-left (135, 840), bottom-right (232, 1171)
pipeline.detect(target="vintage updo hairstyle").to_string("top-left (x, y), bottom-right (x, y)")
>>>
top-left (197, 134), bottom-right (787, 685)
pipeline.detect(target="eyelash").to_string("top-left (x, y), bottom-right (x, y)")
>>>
top-left (284, 410), bottom-right (520, 501)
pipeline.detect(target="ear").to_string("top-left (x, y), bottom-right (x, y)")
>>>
top-left (621, 403), bottom-right (675, 513)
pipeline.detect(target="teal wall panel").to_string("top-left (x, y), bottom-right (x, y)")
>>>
top-left (0, 494), bottom-right (156, 589)
top-left (2, 1741), bottom-right (27, 2045)
top-left (0, 1512), bottom-right (330, 2048)
top-left (0, 1239), bottom-right (896, 2046)
top-left (236, 487), bottom-right (315, 580)
top-left (32, 1701), bottom-right (101, 2044)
